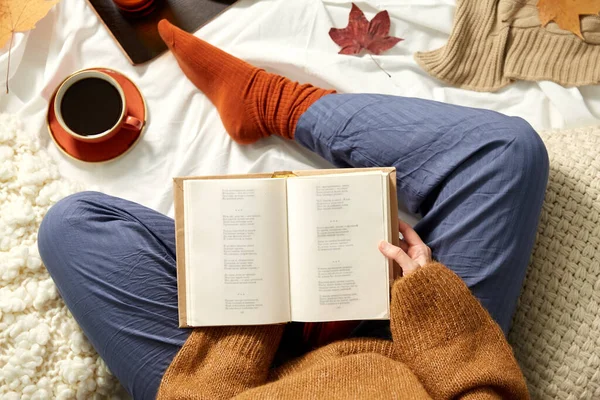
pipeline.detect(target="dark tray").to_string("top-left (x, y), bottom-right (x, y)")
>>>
top-left (87, 0), bottom-right (237, 65)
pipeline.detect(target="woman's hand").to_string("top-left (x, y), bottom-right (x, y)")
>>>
top-left (378, 219), bottom-right (432, 276)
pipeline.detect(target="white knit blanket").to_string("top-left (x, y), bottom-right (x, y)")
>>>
top-left (509, 126), bottom-right (600, 399)
top-left (0, 113), bottom-right (598, 399)
top-left (0, 114), bottom-right (123, 399)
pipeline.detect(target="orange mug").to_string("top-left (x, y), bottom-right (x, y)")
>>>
top-left (53, 70), bottom-right (143, 143)
top-left (112, 0), bottom-right (156, 15)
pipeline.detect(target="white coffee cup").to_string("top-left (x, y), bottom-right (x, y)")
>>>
top-left (53, 70), bottom-right (143, 143)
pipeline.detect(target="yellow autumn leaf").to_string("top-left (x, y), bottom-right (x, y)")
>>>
top-left (537, 0), bottom-right (600, 40)
top-left (1, 0), bottom-right (60, 92)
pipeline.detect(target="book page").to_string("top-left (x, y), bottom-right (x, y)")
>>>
top-left (287, 172), bottom-right (390, 322)
top-left (183, 178), bottom-right (290, 326)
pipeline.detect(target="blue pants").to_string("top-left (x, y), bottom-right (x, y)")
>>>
top-left (38, 94), bottom-right (549, 399)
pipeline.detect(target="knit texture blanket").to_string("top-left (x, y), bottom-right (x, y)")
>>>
top-left (0, 112), bottom-right (598, 398)
top-left (508, 126), bottom-right (600, 399)
top-left (0, 114), bottom-right (124, 399)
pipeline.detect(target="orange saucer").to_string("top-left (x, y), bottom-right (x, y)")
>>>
top-left (47, 68), bottom-right (147, 163)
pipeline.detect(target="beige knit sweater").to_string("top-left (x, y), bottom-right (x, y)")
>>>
top-left (157, 263), bottom-right (530, 399)
top-left (416, 0), bottom-right (600, 91)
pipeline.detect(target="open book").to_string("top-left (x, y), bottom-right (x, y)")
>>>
top-left (173, 167), bottom-right (399, 327)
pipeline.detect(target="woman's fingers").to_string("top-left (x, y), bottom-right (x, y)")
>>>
top-left (409, 244), bottom-right (433, 267)
top-left (378, 241), bottom-right (420, 276)
top-left (382, 220), bottom-right (432, 275)
top-left (398, 219), bottom-right (424, 247)
top-left (398, 239), bottom-right (409, 252)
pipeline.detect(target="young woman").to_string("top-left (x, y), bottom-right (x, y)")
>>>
top-left (38, 20), bottom-right (547, 399)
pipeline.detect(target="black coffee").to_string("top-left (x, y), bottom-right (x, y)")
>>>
top-left (60, 77), bottom-right (123, 136)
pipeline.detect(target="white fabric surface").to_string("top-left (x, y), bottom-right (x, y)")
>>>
top-left (2, 0), bottom-right (600, 219)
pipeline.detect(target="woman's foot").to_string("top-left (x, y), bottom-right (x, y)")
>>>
top-left (158, 20), bottom-right (335, 144)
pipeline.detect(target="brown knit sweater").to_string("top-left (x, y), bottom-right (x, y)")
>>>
top-left (157, 263), bottom-right (529, 399)
top-left (416, 0), bottom-right (600, 91)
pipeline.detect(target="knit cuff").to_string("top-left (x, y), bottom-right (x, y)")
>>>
top-left (390, 262), bottom-right (494, 360)
top-left (158, 325), bottom-right (285, 399)
top-left (504, 27), bottom-right (600, 87)
top-left (195, 324), bottom-right (285, 362)
top-left (413, 0), bottom-right (513, 92)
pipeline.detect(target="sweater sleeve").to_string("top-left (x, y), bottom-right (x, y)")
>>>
top-left (157, 325), bottom-right (284, 400)
top-left (390, 262), bottom-right (530, 399)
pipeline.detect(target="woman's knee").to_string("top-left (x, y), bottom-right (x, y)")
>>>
top-left (38, 191), bottom-right (112, 268)
top-left (483, 115), bottom-right (549, 189)
top-left (510, 119), bottom-right (548, 187)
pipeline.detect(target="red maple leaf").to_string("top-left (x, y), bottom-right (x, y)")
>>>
top-left (329, 3), bottom-right (403, 55)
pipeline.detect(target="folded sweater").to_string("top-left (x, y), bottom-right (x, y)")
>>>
top-left (416, 0), bottom-right (600, 91)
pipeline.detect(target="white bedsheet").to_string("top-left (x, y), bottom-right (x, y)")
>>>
top-left (2, 0), bottom-right (600, 218)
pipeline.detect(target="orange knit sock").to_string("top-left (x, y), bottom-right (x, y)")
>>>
top-left (158, 20), bottom-right (335, 144)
